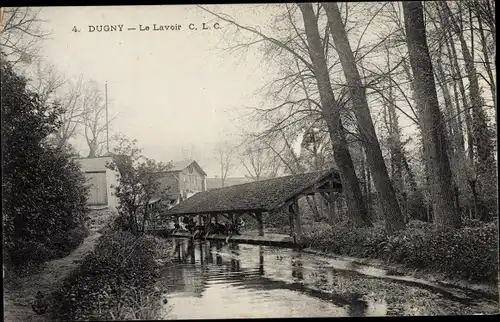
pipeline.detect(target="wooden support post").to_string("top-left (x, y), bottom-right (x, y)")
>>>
top-left (293, 199), bottom-right (303, 244)
top-left (205, 214), bottom-right (210, 229)
top-left (320, 192), bottom-right (330, 206)
top-left (288, 204), bottom-right (295, 238)
top-left (258, 246), bottom-right (264, 276)
top-left (257, 212), bottom-right (264, 236)
top-left (329, 191), bottom-right (336, 222)
top-left (199, 242), bottom-right (204, 265)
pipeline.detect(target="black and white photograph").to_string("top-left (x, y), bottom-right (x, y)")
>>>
top-left (1, 2), bottom-right (498, 320)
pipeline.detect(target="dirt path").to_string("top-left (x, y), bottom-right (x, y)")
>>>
top-left (3, 232), bottom-right (102, 322)
top-left (3, 208), bottom-right (113, 322)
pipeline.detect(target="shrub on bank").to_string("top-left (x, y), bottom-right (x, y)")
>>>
top-left (302, 220), bottom-right (499, 284)
top-left (51, 230), bottom-right (171, 321)
top-left (2, 56), bottom-right (89, 269)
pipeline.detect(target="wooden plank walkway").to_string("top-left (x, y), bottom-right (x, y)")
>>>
top-left (170, 231), bottom-right (299, 248)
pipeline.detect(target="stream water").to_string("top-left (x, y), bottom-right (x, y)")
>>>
top-left (157, 238), bottom-right (498, 319)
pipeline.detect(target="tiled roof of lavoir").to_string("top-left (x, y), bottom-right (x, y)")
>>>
top-left (166, 169), bottom-right (341, 216)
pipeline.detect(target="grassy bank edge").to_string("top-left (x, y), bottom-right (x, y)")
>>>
top-left (48, 228), bottom-right (173, 321)
top-left (3, 232), bottom-right (102, 322)
top-left (301, 247), bottom-right (499, 301)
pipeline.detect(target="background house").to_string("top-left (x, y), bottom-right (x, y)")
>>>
top-left (74, 155), bottom-right (120, 211)
top-left (157, 160), bottom-right (207, 207)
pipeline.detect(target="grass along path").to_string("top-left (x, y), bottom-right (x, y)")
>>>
top-left (3, 232), bottom-right (102, 322)
top-left (3, 209), bottom-right (114, 322)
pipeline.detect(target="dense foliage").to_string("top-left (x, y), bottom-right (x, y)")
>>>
top-left (302, 219), bottom-right (499, 284)
top-left (106, 136), bottom-right (172, 234)
top-left (1, 56), bottom-right (89, 267)
top-left (51, 230), bottom-right (170, 321)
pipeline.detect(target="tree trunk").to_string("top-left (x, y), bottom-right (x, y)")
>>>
top-left (306, 195), bottom-right (321, 221)
top-left (384, 45), bottom-right (405, 196)
top-left (323, 2), bottom-right (404, 234)
top-left (298, 3), bottom-right (370, 228)
top-left (443, 34), bottom-right (466, 155)
top-left (445, 28), bottom-right (474, 163)
top-left (444, 27), bottom-right (481, 218)
top-left (329, 193), bottom-right (338, 223)
top-left (432, 38), bottom-right (467, 219)
top-left (403, 1), bottom-right (460, 230)
top-left (366, 162), bottom-right (372, 221)
top-left (440, 2), bottom-right (496, 198)
top-left (434, 52), bottom-right (456, 149)
top-left (359, 142), bottom-right (367, 197)
top-left (475, 3), bottom-right (496, 107)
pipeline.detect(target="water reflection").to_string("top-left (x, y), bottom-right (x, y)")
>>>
top-left (216, 242), bottom-right (223, 266)
top-left (291, 253), bottom-right (304, 281)
top-left (259, 246), bottom-right (264, 276)
top-left (207, 244), bottom-right (214, 264)
top-left (161, 239), bottom-right (491, 319)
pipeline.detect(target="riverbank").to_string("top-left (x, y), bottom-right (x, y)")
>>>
top-left (3, 208), bottom-right (116, 322)
top-left (302, 248), bottom-right (499, 301)
top-left (3, 232), bottom-right (102, 322)
top-left (300, 220), bottom-right (499, 300)
top-left (49, 227), bottom-right (173, 321)
top-left (160, 238), bottom-right (498, 317)
top-left (246, 224), bottom-right (498, 300)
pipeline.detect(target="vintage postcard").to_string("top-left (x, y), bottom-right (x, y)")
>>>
top-left (2, 2), bottom-right (498, 321)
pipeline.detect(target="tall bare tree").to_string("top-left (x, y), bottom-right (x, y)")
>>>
top-left (26, 59), bottom-right (65, 105)
top-left (81, 81), bottom-right (115, 157)
top-left (471, 0), bottom-right (496, 107)
top-left (439, 2), bottom-right (496, 186)
top-left (24, 61), bottom-right (86, 151)
top-left (298, 3), bottom-right (370, 228)
top-left (240, 140), bottom-right (274, 181)
top-left (403, 1), bottom-right (460, 230)
top-left (51, 76), bottom-right (88, 149)
top-left (0, 7), bottom-right (49, 66)
top-left (215, 141), bottom-right (234, 188)
top-left (323, 2), bottom-right (405, 233)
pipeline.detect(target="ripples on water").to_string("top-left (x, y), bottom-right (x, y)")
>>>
top-left (157, 238), bottom-right (497, 319)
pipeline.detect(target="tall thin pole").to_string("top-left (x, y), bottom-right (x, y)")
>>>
top-left (105, 81), bottom-right (109, 153)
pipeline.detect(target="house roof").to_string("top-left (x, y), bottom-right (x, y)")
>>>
top-left (73, 156), bottom-right (114, 172)
top-left (167, 160), bottom-right (207, 176)
top-left (166, 169), bottom-right (341, 216)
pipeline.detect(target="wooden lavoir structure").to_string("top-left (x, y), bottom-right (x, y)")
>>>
top-left (163, 168), bottom-right (342, 248)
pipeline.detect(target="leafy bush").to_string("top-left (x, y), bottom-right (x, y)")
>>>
top-left (49, 225), bottom-right (90, 258)
top-left (51, 230), bottom-right (169, 321)
top-left (106, 136), bottom-right (172, 235)
top-left (406, 190), bottom-right (428, 222)
top-left (303, 220), bottom-right (498, 284)
top-left (1, 56), bottom-right (89, 267)
top-left (264, 210), bottom-right (290, 233)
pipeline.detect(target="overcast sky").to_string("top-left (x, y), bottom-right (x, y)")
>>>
top-left (32, 4), bottom-right (440, 178)
top-left (36, 5), bottom-right (276, 177)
